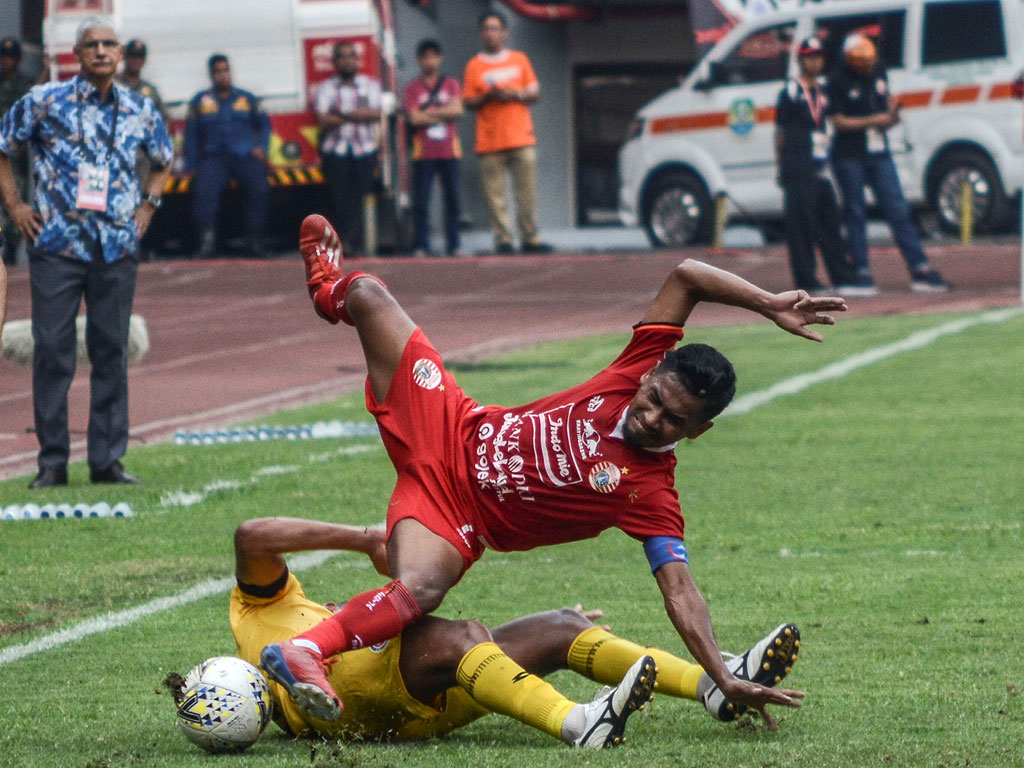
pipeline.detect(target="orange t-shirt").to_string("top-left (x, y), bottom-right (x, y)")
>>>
top-left (462, 49), bottom-right (538, 153)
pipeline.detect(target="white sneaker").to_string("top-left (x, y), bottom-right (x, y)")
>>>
top-left (702, 622), bottom-right (800, 722)
top-left (572, 655), bottom-right (656, 748)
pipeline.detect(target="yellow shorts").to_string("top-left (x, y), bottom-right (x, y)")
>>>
top-left (229, 572), bottom-right (488, 740)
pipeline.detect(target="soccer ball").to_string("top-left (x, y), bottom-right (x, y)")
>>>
top-left (176, 656), bottom-right (272, 753)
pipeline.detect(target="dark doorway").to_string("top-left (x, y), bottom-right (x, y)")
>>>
top-left (574, 62), bottom-right (690, 226)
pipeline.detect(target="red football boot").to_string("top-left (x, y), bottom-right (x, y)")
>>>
top-left (260, 639), bottom-right (343, 721)
top-left (299, 214), bottom-right (344, 323)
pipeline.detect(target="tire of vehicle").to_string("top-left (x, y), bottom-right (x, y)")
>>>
top-left (927, 149), bottom-right (1011, 234)
top-left (642, 169), bottom-right (713, 248)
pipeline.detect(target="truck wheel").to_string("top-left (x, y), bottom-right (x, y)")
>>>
top-left (642, 170), bottom-right (712, 248)
top-left (928, 150), bottom-right (1010, 234)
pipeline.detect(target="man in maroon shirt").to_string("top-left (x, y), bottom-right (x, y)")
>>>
top-left (262, 214), bottom-right (840, 738)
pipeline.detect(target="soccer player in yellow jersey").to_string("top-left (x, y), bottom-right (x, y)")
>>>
top-left (226, 516), bottom-right (803, 747)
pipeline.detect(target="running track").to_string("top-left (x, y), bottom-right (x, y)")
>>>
top-left (1, 241), bottom-right (1018, 481)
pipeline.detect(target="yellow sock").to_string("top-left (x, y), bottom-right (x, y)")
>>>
top-left (456, 642), bottom-right (575, 741)
top-left (567, 626), bottom-right (704, 700)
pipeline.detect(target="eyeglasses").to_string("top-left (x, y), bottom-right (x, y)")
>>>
top-left (79, 39), bottom-right (120, 50)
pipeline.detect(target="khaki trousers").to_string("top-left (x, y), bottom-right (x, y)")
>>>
top-left (477, 145), bottom-right (539, 247)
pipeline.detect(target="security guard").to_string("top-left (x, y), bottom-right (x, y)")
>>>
top-left (117, 40), bottom-right (165, 120)
top-left (0, 36), bottom-right (33, 265)
top-left (184, 53), bottom-right (270, 258)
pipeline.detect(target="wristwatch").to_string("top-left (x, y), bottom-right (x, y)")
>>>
top-left (143, 193), bottom-right (163, 209)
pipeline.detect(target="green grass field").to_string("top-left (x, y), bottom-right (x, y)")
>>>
top-left (1, 309), bottom-right (1022, 768)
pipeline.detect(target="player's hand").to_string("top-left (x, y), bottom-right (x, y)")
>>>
top-left (366, 528), bottom-right (391, 577)
top-left (719, 677), bottom-right (805, 731)
top-left (571, 603), bottom-right (611, 631)
top-left (767, 290), bottom-right (847, 342)
top-left (9, 201), bottom-right (42, 243)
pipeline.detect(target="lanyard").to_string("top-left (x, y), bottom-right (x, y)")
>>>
top-left (76, 80), bottom-right (119, 165)
top-left (797, 78), bottom-right (823, 128)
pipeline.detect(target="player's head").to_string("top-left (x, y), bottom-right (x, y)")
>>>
top-left (623, 344), bottom-right (736, 450)
top-left (843, 34), bottom-right (877, 75)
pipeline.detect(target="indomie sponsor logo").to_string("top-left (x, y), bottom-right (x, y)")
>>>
top-left (530, 405), bottom-right (583, 487)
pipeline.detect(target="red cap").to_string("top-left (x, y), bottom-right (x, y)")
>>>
top-left (798, 37), bottom-right (824, 57)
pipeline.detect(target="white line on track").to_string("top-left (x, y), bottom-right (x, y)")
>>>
top-left (2, 307), bottom-right (1021, 666)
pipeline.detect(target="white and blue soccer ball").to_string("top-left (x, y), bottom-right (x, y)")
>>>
top-left (176, 656), bottom-right (272, 753)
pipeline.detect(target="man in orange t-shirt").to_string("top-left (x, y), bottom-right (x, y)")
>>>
top-left (463, 11), bottom-right (551, 254)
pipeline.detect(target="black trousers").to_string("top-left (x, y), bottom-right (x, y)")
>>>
top-left (322, 152), bottom-right (377, 254)
top-left (782, 174), bottom-right (858, 289)
top-left (28, 249), bottom-right (138, 471)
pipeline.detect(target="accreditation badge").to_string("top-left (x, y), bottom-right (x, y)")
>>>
top-left (811, 130), bottom-right (829, 161)
top-left (76, 162), bottom-right (110, 211)
top-left (865, 127), bottom-right (887, 154)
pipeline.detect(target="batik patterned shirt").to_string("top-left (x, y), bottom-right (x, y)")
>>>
top-left (0, 75), bottom-right (172, 263)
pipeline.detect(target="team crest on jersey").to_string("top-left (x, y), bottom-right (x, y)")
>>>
top-left (412, 358), bottom-right (442, 390)
top-left (589, 461), bottom-right (621, 493)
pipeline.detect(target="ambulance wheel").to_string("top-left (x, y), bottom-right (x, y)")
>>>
top-left (928, 149), bottom-right (1010, 234)
top-left (642, 170), bottom-right (712, 248)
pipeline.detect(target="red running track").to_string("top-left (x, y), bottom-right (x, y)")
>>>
top-left (1, 241), bottom-right (1018, 481)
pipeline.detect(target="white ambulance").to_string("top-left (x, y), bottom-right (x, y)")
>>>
top-left (43, 0), bottom-right (409, 251)
top-left (618, 0), bottom-right (1024, 247)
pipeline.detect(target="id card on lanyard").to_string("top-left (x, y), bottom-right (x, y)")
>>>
top-left (75, 85), bottom-right (118, 212)
top-left (798, 79), bottom-right (828, 161)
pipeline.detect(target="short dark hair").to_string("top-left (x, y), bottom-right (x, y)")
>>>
top-left (208, 53), bottom-right (228, 72)
top-left (416, 39), bottom-right (442, 57)
top-left (478, 10), bottom-right (507, 29)
top-left (657, 343), bottom-right (736, 422)
top-left (333, 40), bottom-right (355, 58)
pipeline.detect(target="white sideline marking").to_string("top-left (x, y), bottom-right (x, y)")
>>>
top-left (2, 308), bottom-right (1020, 665)
top-left (0, 551), bottom-right (347, 666)
top-left (722, 307), bottom-right (1022, 417)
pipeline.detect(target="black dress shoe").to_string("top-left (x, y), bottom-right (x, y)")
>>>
top-left (90, 461), bottom-right (141, 485)
top-left (29, 466), bottom-right (68, 489)
top-left (521, 241), bottom-right (554, 254)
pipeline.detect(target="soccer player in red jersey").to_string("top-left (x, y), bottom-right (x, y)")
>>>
top-left (262, 214), bottom-right (839, 738)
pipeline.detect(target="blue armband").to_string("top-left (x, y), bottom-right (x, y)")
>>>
top-left (643, 536), bottom-right (689, 573)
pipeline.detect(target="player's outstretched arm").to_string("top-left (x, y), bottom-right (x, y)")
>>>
top-left (234, 517), bottom-right (389, 588)
top-left (654, 561), bottom-right (803, 722)
top-left (641, 259), bottom-right (846, 340)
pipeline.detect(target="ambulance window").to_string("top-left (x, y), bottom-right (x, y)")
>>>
top-left (714, 22), bottom-right (796, 86)
top-left (923, 1), bottom-right (1005, 64)
top-left (813, 11), bottom-right (906, 71)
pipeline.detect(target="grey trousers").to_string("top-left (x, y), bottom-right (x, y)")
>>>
top-left (28, 249), bottom-right (138, 471)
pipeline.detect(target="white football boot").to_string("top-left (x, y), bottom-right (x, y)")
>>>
top-left (572, 655), bottom-right (656, 748)
top-left (701, 622), bottom-right (800, 722)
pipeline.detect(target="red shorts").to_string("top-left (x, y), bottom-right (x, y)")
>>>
top-left (366, 328), bottom-right (485, 573)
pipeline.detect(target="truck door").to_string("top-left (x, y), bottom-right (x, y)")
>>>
top-left (697, 20), bottom-right (797, 213)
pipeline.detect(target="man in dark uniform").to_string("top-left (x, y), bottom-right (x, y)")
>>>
top-left (826, 34), bottom-right (949, 294)
top-left (0, 37), bottom-right (33, 266)
top-left (118, 40), bottom-right (165, 260)
top-left (774, 37), bottom-right (862, 296)
top-left (184, 54), bottom-right (270, 258)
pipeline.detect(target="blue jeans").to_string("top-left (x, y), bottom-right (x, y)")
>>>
top-left (412, 158), bottom-right (461, 253)
top-left (833, 154), bottom-right (927, 277)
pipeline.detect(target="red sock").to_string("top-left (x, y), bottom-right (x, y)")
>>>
top-left (326, 271), bottom-right (387, 326)
top-left (294, 580), bottom-right (422, 655)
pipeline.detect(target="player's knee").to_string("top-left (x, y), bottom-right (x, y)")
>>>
top-left (400, 578), bottom-right (448, 615)
top-left (452, 620), bottom-right (493, 655)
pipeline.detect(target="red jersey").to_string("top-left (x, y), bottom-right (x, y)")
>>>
top-left (457, 325), bottom-right (686, 552)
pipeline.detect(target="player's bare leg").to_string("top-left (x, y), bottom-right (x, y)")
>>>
top-left (396, 607), bottom-right (655, 748)
top-left (299, 213), bottom-right (415, 402)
